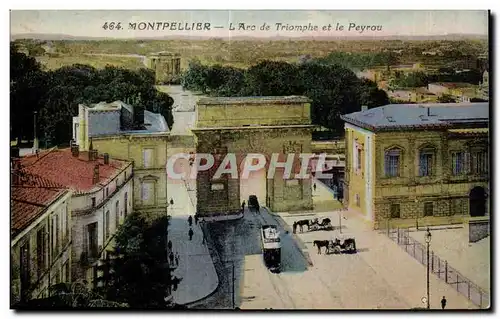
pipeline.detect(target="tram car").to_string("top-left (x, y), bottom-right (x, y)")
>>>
top-left (261, 225), bottom-right (281, 273)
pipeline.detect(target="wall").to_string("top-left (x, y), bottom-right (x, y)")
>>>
top-left (11, 192), bottom-right (72, 305)
top-left (194, 127), bottom-right (314, 216)
top-left (92, 135), bottom-right (169, 216)
top-left (70, 165), bottom-right (133, 283)
top-left (371, 129), bottom-right (489, 229)
top-left (344, 124), bottom-right (374, 219)
top-left (196, 102), bottom-right (311, 128)
top-left (469, 218), bottom-right (489, 243)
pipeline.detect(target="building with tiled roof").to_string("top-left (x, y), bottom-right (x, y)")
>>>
top-left (341, 102), bottom-right (489, 231)
top-left (11, 166), bottom-right (72, 305)
top-left (73, 101), bottom-right (170, 222)
top-left (18, 146), bottom-right (134, 287)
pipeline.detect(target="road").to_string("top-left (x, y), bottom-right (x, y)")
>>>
top-left (189, 207), bottom-right (308, 309)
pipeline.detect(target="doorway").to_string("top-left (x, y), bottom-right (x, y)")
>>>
top-left (469, 186), bottom-right (487, 217)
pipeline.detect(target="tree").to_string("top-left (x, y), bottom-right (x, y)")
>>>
top-left (14, 281), bottom-right (128, 309)
top-left (96, 213), bottom-right (177, 309)
top-left (10, 43), bottom-right (174, 147)
top-left (437, 94), bottom-right (456, 103)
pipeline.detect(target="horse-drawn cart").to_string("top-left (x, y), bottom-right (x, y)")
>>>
top-left (328, 237), bottom-right (357, 254)
top-left (308, 218), bottom-right (333, 231)
top-left (313, 236), bottom-right (357, 254)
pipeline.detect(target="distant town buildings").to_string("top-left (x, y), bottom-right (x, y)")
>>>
top-left (11, 164), bottom-right (73, 305)
top-left (427, 82), bottom-right (483, 102)
top-left (145, 51), bottom-right (181, 84)
top-left (341, 102), bottom-right (489, 230)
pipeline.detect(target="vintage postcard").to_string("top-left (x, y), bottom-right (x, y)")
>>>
top-left (9, 10), bottom-right (490, 310)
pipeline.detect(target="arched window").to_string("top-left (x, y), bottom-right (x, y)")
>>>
top-left (419, 146), bottom-right (435, 176)
top-left (384, 147), bottom-right (402, 177)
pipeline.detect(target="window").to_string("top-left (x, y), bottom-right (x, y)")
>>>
top-left (106, 188), bottom-right (109, 197)
top-left (65, 262), bottom-right (70, 283)
top-left (91, 197), bottom-right (96, 207)
top-left (356, 147), bottom-right (362, 171)
top-left (390, 204), bottom-right (401, 218)
top-left (36, 228), bottom-right (46, 278)
top-left (65, 206), bottom-right (69, 241)
top-left (471, 150), bottom-right (488, 175)
top-left (451, 152), bottom-right (466, 175)
top-left (115, 201), bottom-right (120, 229)
top-left (143, 148), bottom-right (154, 168)
top-left (384, 148), bottom-right (401, 177)
top-left (211, 183), bottom-right (225, 190)
top-left (419, 148), bottom-right (434, 176)
top-left (87, 223), bottom-right (98, 259)
top-left (141, 182), bottom-right (155, 206)
top-left (20, 241), bottom-right (31, 299)
top-left (124, 192), bottom-right (128, 217)
top-left (105, 211), bottom-right (110, 239)
top-left (424, 202), bottom-right (433, 216)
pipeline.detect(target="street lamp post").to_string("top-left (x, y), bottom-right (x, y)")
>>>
top-left (425, 227), bottom-right (432, 309)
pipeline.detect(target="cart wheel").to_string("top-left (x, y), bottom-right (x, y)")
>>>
top-left (333, 246), bottom-right (341, 254)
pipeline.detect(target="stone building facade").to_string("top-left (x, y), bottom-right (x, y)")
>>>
top-left (74, 101), bottom-right (170, 220)
top-left (341, 102), bottom-right (489, 229)
top-left (192, 96), bottom-right (316, 217)
top-left (11, 166), bottom-right (73, 305)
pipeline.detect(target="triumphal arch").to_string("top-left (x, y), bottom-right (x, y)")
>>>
top-left (191, 96), bottom-right (316, 218)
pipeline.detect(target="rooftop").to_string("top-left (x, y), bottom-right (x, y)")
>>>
top-left (11, 170), bottom-right (69, 239)
top-left (19, 148), bottom-right (131, 194)
top-left (198, 96), bottom-right (311, 105)
top-left (341, 103), bottom-right (489, 131)
top-left (85, 100), bottom-right (169, 135)
top-left (429, 82), bottom-right (477, 89)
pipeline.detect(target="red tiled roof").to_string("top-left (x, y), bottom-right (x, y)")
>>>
top-left (20, 148), bottom-right (130, 194)
top-left (11, 172), bottom-right (69, 239)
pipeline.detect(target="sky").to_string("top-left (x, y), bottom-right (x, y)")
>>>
top-left (10, 10), bottom-right (489, 39)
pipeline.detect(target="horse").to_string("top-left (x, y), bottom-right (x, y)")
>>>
top-left (313, 240), bottom-right (330, 254)
top-left (296, 219), bottom-right (310, 232)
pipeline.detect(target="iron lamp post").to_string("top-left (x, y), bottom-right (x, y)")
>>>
top-left (425, 227), bottom-right (432, 309)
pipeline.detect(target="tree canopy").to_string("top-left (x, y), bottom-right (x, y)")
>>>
top-left (10, 43), bottom-right (174, 146)
top-left (181, 60), bottom-right (389, 135)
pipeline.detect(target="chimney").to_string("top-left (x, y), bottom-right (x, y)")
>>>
top-left (71, 144), bottom-right (80, 157)
top-left (93, 164), bottom-right (100, 184)
top-left (361, 105), bottom-right (368, 112)
top-left (89, 149), bottom-right (98, 161)
top-left (103, 153), bottom-right (110, 165)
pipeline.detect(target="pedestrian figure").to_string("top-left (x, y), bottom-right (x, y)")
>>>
top-left (241, 200), bottom-right (246, 211)
top-left (293, 222), bottom-right (297, 234)
top-left (169, 251), bottom-right (174, 266)
top-left (313, 183), bottom-right (317, 192)
top-left (171, 276), bottom-right (182, 291)
top-left (202, 231), bottom-right (206, 245)
top-left (195, 214), bottom-right (199, 225)
top-left (441, 296), bottom-right (447, 309)
top-left (188, 215), bottom-right (193, 227)
top-left (170, 198), bottom-right (174, 205)
top-left (168, 240), bottom-right (172, 252)
top-left (188, 228), bottom-right (194, 241)
top-left (175, 253), bottom-right (179, 266)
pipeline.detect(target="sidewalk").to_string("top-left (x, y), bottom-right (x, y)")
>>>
top-left (167, 176), bottom-right (219, 305)
top-left (272, 180), bottom-right (479, 309)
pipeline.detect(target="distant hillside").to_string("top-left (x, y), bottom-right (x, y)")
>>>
top-left (11, 33), bottom-right (489, 42)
